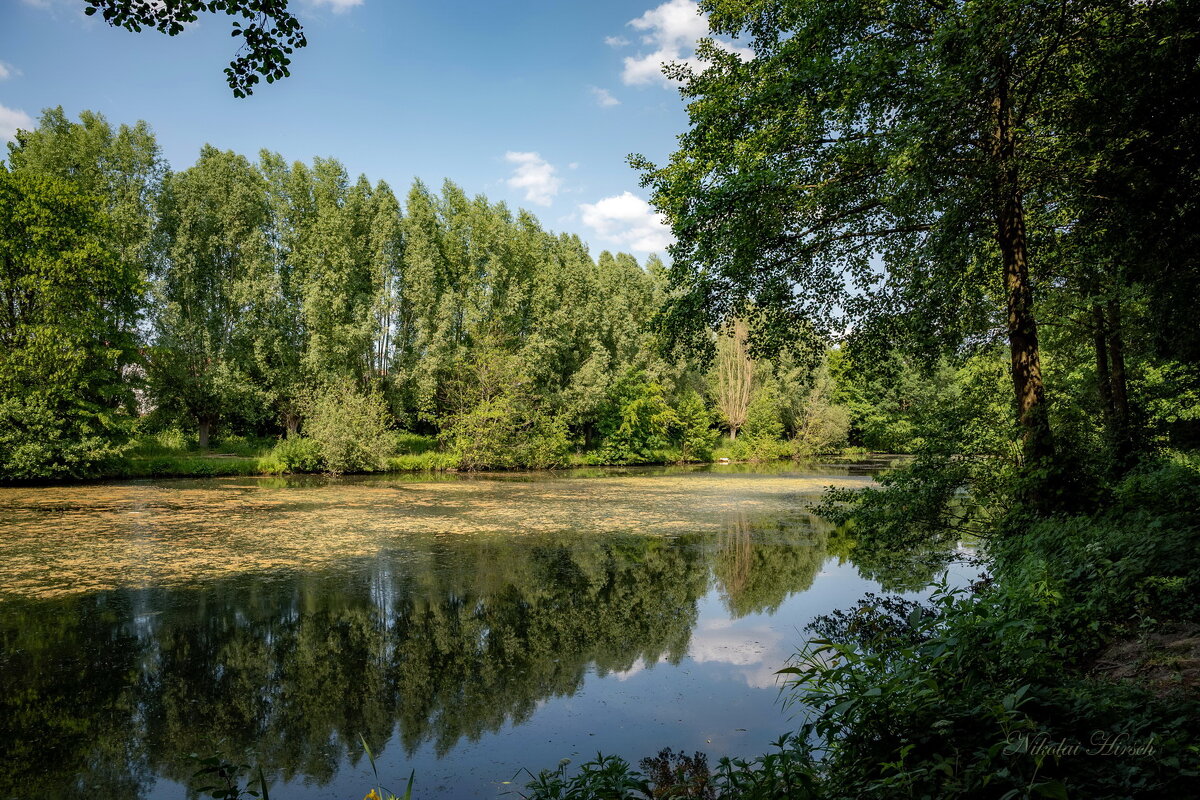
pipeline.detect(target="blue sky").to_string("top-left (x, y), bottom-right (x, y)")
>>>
top-left (0, 0), bottom-right (750, 258)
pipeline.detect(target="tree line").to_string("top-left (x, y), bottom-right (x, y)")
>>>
top-left (1, 108), bottom-right (866, 480)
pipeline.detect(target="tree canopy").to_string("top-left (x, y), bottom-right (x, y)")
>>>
top-left (0, 167), bottom-right (143, 478)
top-left (633, 0), bottom-right (1200, 495)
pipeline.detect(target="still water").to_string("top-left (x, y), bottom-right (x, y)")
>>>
top-left (0, 463), bottom-right (973, 799)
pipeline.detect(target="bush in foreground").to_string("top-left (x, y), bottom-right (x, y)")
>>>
top-left (440, 394), bottom-right (570, 470)
top-left (519, 737), bottom-right (820, 800)
top-left (525, 455), bottom-right (1200, 799)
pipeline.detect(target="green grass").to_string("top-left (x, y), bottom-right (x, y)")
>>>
top-left (386, 451), bottom-right (459, 471)
top-left (395, 432), bottom-right (439, 455)
top-left (117, 455), bottom-right (268, 479)
top-left (120, 431), bottom-right (456, 478)
top-left (118, 431), bottom-right (279, 478)
top-left (111, 431), bottom-right (885, 480)
top-left (710, 436), bottom-right (866, 463)
top-left (127, 430), bottom-right (276, 458)
top-left (566, 448), bottom-right (683, 467)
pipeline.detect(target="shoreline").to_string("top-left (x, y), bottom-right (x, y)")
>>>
top-left (1, 450), bottom-right (903, 487)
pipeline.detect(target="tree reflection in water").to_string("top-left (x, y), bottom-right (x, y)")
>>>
top-left (0, 505), bottom-right (956, 798)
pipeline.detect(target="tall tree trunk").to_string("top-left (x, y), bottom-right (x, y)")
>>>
top-left (198, 416), bottom-right (214, 449)
top-left (1093, 299), bottom-right (1135, 465)
top-left (998, 193), bottom-right (1051, 466)
top-left (992, 68), bottom-right (1054, 475)
top-left (1092, 304), bottom-right (1115, 422)
top-left (1107, 297), bottom-right (1133, 464)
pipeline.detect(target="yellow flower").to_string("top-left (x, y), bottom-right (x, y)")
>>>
top-left (363, 790), bottom-right (381, 800)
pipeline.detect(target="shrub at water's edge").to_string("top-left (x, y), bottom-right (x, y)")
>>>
top-left (292, 381), bottom-right (395, 475)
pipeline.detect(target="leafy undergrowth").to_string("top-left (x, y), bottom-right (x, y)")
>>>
top-left (519, 454), bottom-right (1200, 799)
top-left (122, 431), bottom-right (279, 478)
top-left (119, 455), bottom-right (267, 479)
top-left (517, 739), bottom-right (820, 800)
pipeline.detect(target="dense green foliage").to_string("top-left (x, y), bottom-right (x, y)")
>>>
top-left (633, 0), bottom-right (1200, 498)
top-left (781, 457), bottom-right (1200, 799)
top-left (294, 380), bottom-right (395, 474)
top-left (441, 393), bottom-right (571, 470)
top-left (1, 108), bottom-right (866, 481)
top-left (0, 168), bottom-right (142, 479)
top-left (520, 739), bottom-right (819, 800)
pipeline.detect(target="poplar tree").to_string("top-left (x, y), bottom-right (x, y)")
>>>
top-left (149, 146), bottom-right (274, 446)
top-left (258, 150), bottom-right (312, 432)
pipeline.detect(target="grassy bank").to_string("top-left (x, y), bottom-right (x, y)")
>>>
top-left (116, 432), bottom-right (277, 479)
top-left (97, 430), bottom-right (871, 481)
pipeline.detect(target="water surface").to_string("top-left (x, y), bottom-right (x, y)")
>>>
top-left (0, 463), bottom-right (970, 799)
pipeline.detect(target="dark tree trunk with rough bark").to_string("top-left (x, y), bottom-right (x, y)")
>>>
top-left (998, 197), bottom-right (1053, 467)
top-left (992, 69), bottom-right (1054, 477)
top-left (1092, 299), bottom-right (1135, 465)
top-left (1093, 304), bottom-right (1116, 422)
top-left (1107, 298), bottom-right (1133, 464)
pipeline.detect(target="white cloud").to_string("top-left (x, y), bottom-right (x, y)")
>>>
top-left (0, 62), bottom-right (18, 81)
top-left (505, 151), bottom-right (562, 206)
top-left (579, 191), bottom-right (673, 253)
top-left (687, 619), bottom-right (790, 689)
top-left (307, 0), bottom-right (364, 12)
top-left (590, 86), bottom-right (620, 107)
top-left (604, 35), bottom-right (630, 47)
top-left (619, 0), bottom-right (752, 87)
top-left (0, 104), bottom-right (33, 142)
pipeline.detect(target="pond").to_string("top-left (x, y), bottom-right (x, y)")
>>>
top-left (0, 462), bottom-right (975, 799)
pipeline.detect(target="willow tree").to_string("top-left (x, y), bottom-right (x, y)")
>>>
top-left (632, 0), bottom-right (1122, 477)
top-left (714, 318), bottom-right (753, 439)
